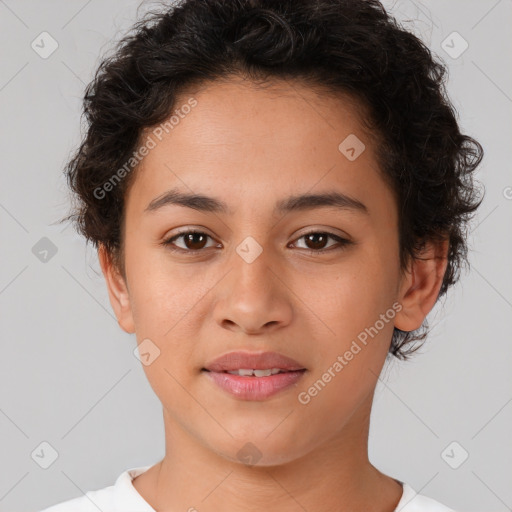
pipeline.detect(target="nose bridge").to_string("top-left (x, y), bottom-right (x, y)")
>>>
top-left (213, 234), bottom-right (293, 333)
top-left (230, 234), bottom-right (278, 300)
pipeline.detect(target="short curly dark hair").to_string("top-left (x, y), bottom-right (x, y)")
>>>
top-left (60, 0), bottom-right (484, 360)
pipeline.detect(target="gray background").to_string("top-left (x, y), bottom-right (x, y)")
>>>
top-left (0, 1), bottom-right (511, 511)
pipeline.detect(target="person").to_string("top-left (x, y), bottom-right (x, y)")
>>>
top-left (41, 0), bottom-right (484, 510)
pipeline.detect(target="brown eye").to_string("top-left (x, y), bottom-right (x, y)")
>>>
top-left (181, 232), bottom-right (209, 250)
top-left (162, 231), bottom-right (217, 253)
top-left (162, 229), bottom-right (351, 255)
top-left (292, 231), bottom-right (352, 253)
top-left (303, 233), bottom-right (330, 250)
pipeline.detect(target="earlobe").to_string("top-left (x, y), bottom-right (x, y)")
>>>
top-left (394, 238), bottom-right (449, 332)
top-left (98, 244), bottom-right (135, 334)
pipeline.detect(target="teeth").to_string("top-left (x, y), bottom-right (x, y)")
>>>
top-left (254, 369), bottom-right (273, 377)
top-left (238, 369), bottom-right (256, 377)
top-left (226, 368), bottom-right (284, 377)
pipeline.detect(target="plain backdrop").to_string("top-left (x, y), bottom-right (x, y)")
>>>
top-left (0, 1), bottom-right (511, 511)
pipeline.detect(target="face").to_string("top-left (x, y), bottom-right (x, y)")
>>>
top-left (100, 77), bottom-right (437, 466)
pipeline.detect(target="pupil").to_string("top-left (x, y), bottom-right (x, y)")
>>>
top-left (186, 233), bottom-right (207, 250)
top-left (183, 233), bottom-right (328, 251)
top-left (306, 233), bottom-right (327, 250)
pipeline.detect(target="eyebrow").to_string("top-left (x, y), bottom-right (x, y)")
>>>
top-left (144, 187), bottom-right (369, 216)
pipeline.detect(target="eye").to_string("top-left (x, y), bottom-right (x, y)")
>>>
top-left (290, 231), bottom-right (352, 253)
top-left (162, 230), bottom-right (219, 253)
top-left (162, 229), bottom-right (352, 255)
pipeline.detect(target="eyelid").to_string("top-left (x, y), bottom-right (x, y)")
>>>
top-left (162, 226), bottom-right (353, 255)
top-left (163, 226), bottom-right (217, 242)
top-left (294, 225), bottom-right (351, 240)
top-left (165, 225), bottom-right (350, 242)
top-left (289, 230), bottom-right (352, 252)
top-left (164, 228), bottom-right (220, 251)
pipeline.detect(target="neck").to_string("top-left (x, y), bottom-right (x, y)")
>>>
top-left (132, 393), bottom-right (403, 512)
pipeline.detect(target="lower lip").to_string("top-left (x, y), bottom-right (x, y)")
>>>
top-left (203, 370), bottom-right (306, 400)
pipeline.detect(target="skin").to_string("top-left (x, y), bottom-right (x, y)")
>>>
top-left (99, 76), bottom-right (448, 512)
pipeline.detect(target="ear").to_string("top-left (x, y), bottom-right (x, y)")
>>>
top-left (98, 244), bottom-right (135, 334)
top-left (394, 238), bottom-right (449, 332)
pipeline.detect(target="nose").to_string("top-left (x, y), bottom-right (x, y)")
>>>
top-left (213, 246), bottom-right (293, 335)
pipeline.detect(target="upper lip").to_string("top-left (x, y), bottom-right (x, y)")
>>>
top-left (203, 351), bottom-right (306, 372)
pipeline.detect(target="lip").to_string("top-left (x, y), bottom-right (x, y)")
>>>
top-left (202, 351), bottom-right (307, 401)
top-left (203, 369), bottom-right (306, 400)
top-left (202, 350), bottom-right (306, 372)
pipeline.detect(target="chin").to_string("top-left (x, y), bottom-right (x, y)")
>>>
top-left (206, 432), bottom-right (312, 469)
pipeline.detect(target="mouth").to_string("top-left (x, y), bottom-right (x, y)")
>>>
top-left (201, 368), bottom-right (307, 400)
top-left (201, 350), bottom-right (307, 400)
top-left (202, 350), bottom-right (306, 373)
top-left (201, 368), bottom-right (305, 376)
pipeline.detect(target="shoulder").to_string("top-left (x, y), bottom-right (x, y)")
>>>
top-left (38, 484), bottom-right (116, 512)
top-left (397, 482), bottom-right (458, 512)
top-left (38, 465), bottom-right (154, 512)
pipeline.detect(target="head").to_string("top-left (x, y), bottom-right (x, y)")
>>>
top-left (61, 0), bottom-right (483, 464)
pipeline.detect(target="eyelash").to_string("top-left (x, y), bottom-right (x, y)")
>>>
top-left (161, 229), bottom-right (352, 255)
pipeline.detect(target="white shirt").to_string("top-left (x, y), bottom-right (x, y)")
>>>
top-left (39, 465), bottom-right (457, 512)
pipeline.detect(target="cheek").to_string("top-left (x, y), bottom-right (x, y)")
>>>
top-left (293, 258), bottom-right (397, 429)
top-left (298, 252), bottom-right (397, 337)
top-left (297, 251), bottom-right (399, 401)
top-left (126, 250), bottom-right (218, 392)
top-left (125, 244), bottom-right (203, 334)
top-left (126, 256), bottom-right (205, 399)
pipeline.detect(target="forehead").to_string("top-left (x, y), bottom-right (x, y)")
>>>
top-left (126, 76), bottom-right (389, 217)
top-left (168, 76), bottom-right (374, 148)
